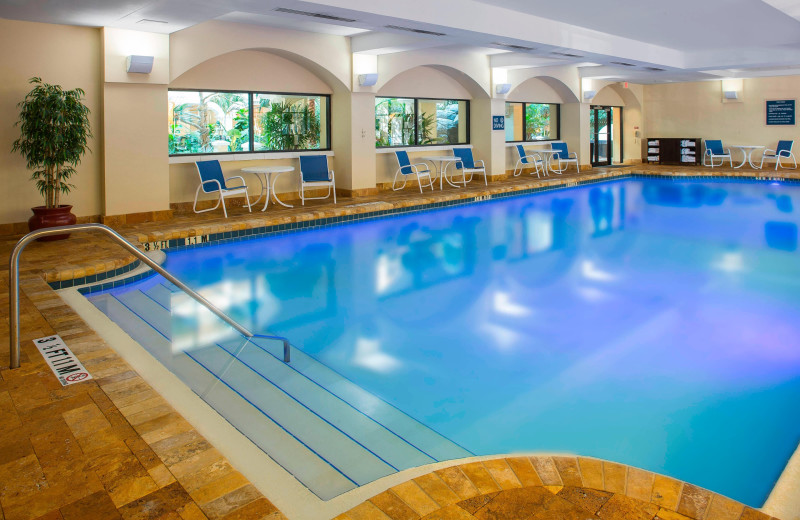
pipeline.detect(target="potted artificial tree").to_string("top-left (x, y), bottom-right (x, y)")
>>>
top-left (12, 77), bottom-right (92, 241)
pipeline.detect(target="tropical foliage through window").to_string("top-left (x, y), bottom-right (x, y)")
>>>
top-left (505, 102), bottom-right (559, 142)
top-left (168, 90), bottom-right (329, 155)
top-left (375, 97), bottom-right (468, 148)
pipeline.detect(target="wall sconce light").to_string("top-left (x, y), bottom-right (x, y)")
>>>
top-left (583, 90), bottom-right (596, 100)
top-left (126, 55), bottom-right (154, 74)
top-left (495, 83), bottom-right (512, 95)
top-left (358, 73), bottom-right (379, 87)
top-left (723, 90), bottom-right (739, 100)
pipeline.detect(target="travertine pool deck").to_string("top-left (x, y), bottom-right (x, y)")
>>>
top-left (0, 164), bottom-right (797, 519)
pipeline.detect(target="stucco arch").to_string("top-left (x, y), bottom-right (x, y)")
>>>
top-left (376, 64), bottom-right (489, 99)
top-left (589, 82), bottom-right (643, 108)
top-left (507, 75), bottom-right (581, 103)
top-left (169, 20), bottom-right (351, 93)
top-left (377, 59), bottom-right (491, 98)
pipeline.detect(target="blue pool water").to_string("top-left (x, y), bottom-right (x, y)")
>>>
top-left (97, 178), bottom-right (800, 505)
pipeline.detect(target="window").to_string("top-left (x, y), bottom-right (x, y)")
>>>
top-left (505, 102), bottom-right (560, 142)
top-left (375, 97), bottom-right (469, 148)
top-left (168, 90), bottom-right (330, 156)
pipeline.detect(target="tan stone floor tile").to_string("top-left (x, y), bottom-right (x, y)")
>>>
top-left (480, 459), bottom-right (522, 490)
top-left (651, 475), bottom-right (683, 511)
top-left (577, 457), bottom-right (604, 490)
top-left (434, 467), bottom-right (480, 501)
top-left (369, 490), bottom-right (420, 520)
top-left (412, 473), bottom-right (461, 507)
top-left (125, 435), bottom-right (162, 471)
top-left (457, 463), bottom-right (501, 495)
top-left (168, 447), bottom-right (226, 480)
top-left (62, 403), bottom-right (113, 438)
top-left (420, 504), bottom-right (476, 520)
top-left (189, 471), bottom-right (251, 506)
top-left (106, 472), bottom-right (161, 509)
top-left (345, 501), bottom-right (393, 520)
top-left (59, 490), bottom-right (121, 520)
top-left (390, 481), bottom-right (440, 517)
top-left (151, 431), bottom-right (213, 467)
top-left (454, 493), bottom-right (498, 516)
top-left (738, 507), bottom-right (773, 520)
top-left (117, 481), bottom-right (193, 520)
top-left (138, 415), bottom-right (196, 445)
top-left (177, 460), bottom-right (236, 494)
top-left (704, 494), bottom-right (744, 520)
top-left (626, 467), bottom-right (655, 503)
top-left (0, 453), bottom-right (49, 506)
top-left (596, 494), bottom-right (660, 520)
top-left (552, 456), bottom-right (583, 487)
top-left (147, 463), bottom-right (177, 488)
top-left (177, 502), bottom-right (208, 520)
top-left (469, 487), bottom-right (564, 520)
top-left (217, 498), bottom-right (279, 520)
top-left (197, 484), bottom-right (263, 520)
top-left (529, 457), bottom-right (563, 486)
top-left (602, 462), bottom-right (627, 494)
top-left (655, 509), bottom-right (692, 520)
top-left (503, 458), bottom-right (543, 489)
top-left (556, 486), bottom-right (612, 514)
top-left (31, 511), bottom-right (63, 520)
top-left (676, 484), bottom-right (712, 520)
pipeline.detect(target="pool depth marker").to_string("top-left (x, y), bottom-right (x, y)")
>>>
top-left (33, 335), bottom-right (93, 386)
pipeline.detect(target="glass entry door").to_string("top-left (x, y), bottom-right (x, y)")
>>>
top-left (590, 106), bottom-right (613, 166)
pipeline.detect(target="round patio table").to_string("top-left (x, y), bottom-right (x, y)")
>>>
top-left (730, 145), bottom-right (765, 169)
top-left (241, 166), bottom-right (296, 211)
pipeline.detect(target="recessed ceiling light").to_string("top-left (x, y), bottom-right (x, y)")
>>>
top-left (274, 7), bottom-right (357, 23)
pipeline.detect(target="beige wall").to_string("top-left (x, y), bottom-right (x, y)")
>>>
top-left (104, 83), bottom-right (170, 215)
top-left (0, 19), bottom-right (103, 224)
top-left (507, 78), bottom-right (564, 104)
top-left (378, 66), bottom-right (473, 99)
top-left (644, 76), bottom-right (800, 151)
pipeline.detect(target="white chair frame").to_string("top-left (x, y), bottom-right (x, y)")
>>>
top-left (299, 170), bottom-right (336, 205)
top-left (393, 163), bottom-right (435, 193)
top-left (760, 148), bottom-right (797, 170)
top-left (455, 159), bottom-right (488, 186)
top-left (513, 152), bottom-right (545, 178)
top-left (193, 174), bottom-right (251, 218)
top-left (552, 149), bottom-right (580, 173)
top-left (703, 148), bottom-right (733, 168)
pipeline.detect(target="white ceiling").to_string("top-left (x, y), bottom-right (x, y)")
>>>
top-left (2, 0), bottom-right (800, 83)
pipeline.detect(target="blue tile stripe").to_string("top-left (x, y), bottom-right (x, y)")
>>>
top-left (69, 171), bottom-right (800, 295)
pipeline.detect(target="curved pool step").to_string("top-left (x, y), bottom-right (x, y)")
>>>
top-left (88, 282), bottom-right (472, 500)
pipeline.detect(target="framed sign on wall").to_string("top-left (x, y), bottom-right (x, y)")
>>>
top-left (492, 115), bottom-right (505, 130)
top-left (766, 100), bottom-right (795, 126)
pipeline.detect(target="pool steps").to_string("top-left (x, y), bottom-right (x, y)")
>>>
top-left (88, 278), bottom-right (470, 500)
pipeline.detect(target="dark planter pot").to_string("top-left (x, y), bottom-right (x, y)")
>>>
top-left (28, 205), bottom-right (77, 241)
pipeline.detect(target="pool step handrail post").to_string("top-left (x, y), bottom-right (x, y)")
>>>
top-left (252, 334), bottom-right (291, 363)
top-left (8, 223), bottom-right (294, 369)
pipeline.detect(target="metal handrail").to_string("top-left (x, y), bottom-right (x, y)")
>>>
top-left (9, 223), bottom-right (290, 368)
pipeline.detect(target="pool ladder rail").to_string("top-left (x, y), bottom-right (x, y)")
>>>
top-left (8, 223), bottom-right (291, 369)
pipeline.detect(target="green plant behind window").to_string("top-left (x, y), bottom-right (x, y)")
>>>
top-left (259, 100), bottom-right (321, 151)
top-left (12, 77), bottom-right (92, 208)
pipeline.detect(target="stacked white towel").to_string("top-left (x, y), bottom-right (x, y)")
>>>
top-left (648, 147), bottom-right (659, 153)
top-left (680, 140), bottom-right (696, 147)
top-left (648, 140), bottom-right (659, 146)
top-left (648, 155), bottom-right (659, 161)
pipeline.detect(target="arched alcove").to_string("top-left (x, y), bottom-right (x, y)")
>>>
top-left (378, 64), bottom-right (490, 99)
top-left (508, 75), bottom-right (580, 103)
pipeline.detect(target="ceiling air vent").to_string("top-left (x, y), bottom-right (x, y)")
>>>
top-left (137, 18), bottom-right (168, 24)
top-left (552, 51), bottom-right (583, 58)
top-left (491, 42), bottom-right (535, 51)
top-left (384, 24), bottom-right (446, 36)
top-left (644, 67), bottom-right (666, 71)
top-left (610, 61), bottom-right (637, 67)
top-left (274, 7), bottom-right (357, 23)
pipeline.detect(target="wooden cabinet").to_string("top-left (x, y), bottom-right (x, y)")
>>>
top-left (645, 138), bottom-right (701, 165)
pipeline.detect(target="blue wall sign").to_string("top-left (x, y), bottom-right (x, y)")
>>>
top-left (492, 115), bottom-right (505, 131)
top-left (766, 100), bottom-right (795, 126)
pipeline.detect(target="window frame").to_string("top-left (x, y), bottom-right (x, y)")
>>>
top-left (504, 101), bottom-right (561, 143)
top-left (375, 96), bottom-right (471, 149)
top-left (168, 87), bottom-right (332, 157)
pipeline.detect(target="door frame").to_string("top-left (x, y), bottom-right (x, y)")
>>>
top-left (590, 105), bottom-right (624, 166)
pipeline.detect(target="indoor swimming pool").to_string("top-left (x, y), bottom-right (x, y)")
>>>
top-left (86, 177), bottom-right (800, 506)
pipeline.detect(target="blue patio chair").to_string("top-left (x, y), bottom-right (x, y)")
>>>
top-left (760, 140), bottom-right (796, 170)
top-left (393, 150), bottom-right (434, 192)
top-left (453, 147), bottom-right (487, 186)
top-left (551, 142), bottom-right (579, 173)
top-left (193, 160), bottom-right (252, 218)
top-left (299, 155), bottom-right (336, 205)
top-left (703, 139), bottom-right (732, 168)
top-left (513, 144), bottom-right (545, 178)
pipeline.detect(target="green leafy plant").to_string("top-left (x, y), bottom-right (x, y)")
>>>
top-left (418, 111), bottom-right (436, 145)
top-left (12, 77), bottom-right (92, 208)
top-left (259, 101), bottom-right (320, 151)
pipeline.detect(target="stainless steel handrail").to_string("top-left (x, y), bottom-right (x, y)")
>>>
top-left (9, 223), bottom-right (290, 368)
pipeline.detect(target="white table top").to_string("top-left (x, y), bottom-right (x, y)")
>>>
top-left (730, 145), bottom-right (765, 149)
top-left (421, 156), bottom-right (459, 162)
top-left (241, 166), bottom-right (296, 174)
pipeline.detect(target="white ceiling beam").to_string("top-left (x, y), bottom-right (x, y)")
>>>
top-left (351, 31), bottom-right (452, 55)
top-left (489, 52), bottom-right (566, 69)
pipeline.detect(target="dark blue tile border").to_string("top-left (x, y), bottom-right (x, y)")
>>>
top-left (65, 171), bottom-right (800, 294)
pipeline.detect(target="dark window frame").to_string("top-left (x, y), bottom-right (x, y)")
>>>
top-left (375, 96), bottom-right (471, 149)
top-left (168, 87), bottom-right (332, 157)
top-left (504, 102), bottom-right (561, 143)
